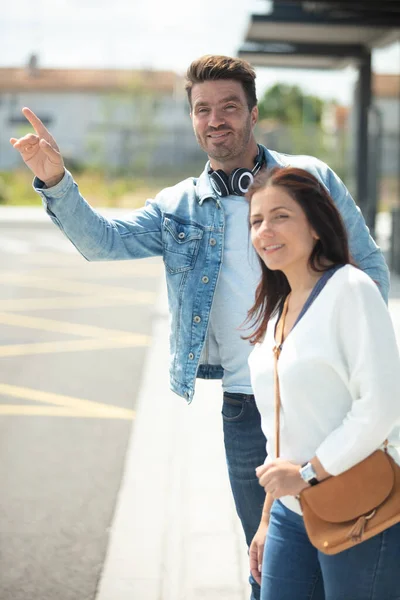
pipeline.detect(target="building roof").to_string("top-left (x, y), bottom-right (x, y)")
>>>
top-left (0, 66), bottom-right (182, 94)
top-left (373, 73), bottom-right (400, 98)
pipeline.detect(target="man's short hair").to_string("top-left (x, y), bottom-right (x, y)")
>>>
top-left (185, 55), bottom-right (257, 111)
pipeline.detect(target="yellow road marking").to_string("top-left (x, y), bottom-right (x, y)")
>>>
top-left (0, 335), bottom-right (150, 357)
top-left (0, 406), bottom-right (131, 418)
top-left (0, 311), bottom-right (147, 339)
top-left (0, 383), bottom-right (135, 419)
top-left (0, 293), bottom-right (156, 312)
top-left (0, 263), bottom-right (156, 414)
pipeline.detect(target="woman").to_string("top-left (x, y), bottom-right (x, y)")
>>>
top-left (246, 166), bottom-right (400, 600)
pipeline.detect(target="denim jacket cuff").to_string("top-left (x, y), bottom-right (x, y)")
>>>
top-left (33, 169), bottom-right (74, 200)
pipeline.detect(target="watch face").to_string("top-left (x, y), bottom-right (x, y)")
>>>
top-left (300, 463), bottom-right (317, 482)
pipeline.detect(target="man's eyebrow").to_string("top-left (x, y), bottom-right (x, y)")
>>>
top-left (193, 94), bottom-right (243, 108)
top-left (218, 94), bottom-right (243, 104)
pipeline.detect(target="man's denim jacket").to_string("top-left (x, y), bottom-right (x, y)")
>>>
top-left (36, 146), bottom-right (390, 402)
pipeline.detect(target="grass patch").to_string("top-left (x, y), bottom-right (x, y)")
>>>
top-left (0, 169), bottom-right (177, 209)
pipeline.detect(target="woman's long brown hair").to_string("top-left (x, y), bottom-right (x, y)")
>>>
top-left (244, 167), bottom-right (352, 344)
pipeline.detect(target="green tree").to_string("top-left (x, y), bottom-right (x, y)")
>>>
top-left (258, 83), bottom-right (325, 126)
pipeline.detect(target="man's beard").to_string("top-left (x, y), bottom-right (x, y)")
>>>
top-left (195, 118), bottom-right (252, 163)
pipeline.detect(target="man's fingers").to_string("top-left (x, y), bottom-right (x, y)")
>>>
top-left (39, 138), bottom-right (58, 155)
top-left (22, 106), bottom-right (50, 137)
top-left (10, 133), bottom-right (40, 152)
top-left (38, 139), bottom-right (62, 163)
top-left (25, 133), bottom-right (40, 144)
top-left (11, 142), bottom-right (40, 158)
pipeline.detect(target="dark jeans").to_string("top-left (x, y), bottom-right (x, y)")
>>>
top-left (262, 499), bottom-right (400, 600)
top-left (222, 392), bottom-right (267, 600)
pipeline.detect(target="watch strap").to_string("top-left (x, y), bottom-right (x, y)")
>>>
top-left (300, 462), bottom-right (319, 486)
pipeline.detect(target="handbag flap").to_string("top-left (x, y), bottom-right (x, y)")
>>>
top-left (300, 451), bottom-right (394, 523)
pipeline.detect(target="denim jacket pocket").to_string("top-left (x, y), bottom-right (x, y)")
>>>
top-left (162, 215), bottom-right (204, 274)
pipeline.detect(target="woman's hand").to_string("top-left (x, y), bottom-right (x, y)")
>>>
top-left (249, 520), bottom-right (269, 586)
top-left (256, 458), bottom-right (309, 498)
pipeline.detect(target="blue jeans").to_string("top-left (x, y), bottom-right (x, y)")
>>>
top-left (222, 392), bottom-right (267, 600)
top-left (262, 499), bottom-right (400, 600)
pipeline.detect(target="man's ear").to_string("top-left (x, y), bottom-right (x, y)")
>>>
top-left (251, 105), bottom-right (259, 127)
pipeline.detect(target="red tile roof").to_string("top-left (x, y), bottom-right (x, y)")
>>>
top-left (0, 67), bottom-right (182, 93)
top-left (373, 74), bottom-right (400, 99)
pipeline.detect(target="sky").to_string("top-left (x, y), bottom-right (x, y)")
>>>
top-left (2, 0), bottom-right (399, 105)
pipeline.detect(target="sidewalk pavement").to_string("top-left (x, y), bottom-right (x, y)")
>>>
top-left (95, 276), bottom-right (249, 600)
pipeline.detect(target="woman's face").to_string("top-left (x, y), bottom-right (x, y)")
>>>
top-left (250, 184), bottom-right (318, 274)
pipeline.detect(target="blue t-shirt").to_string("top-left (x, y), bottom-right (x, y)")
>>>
top-left (200, 194), bottom-right (261, 393)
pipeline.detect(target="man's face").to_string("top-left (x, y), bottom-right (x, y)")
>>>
top-left (190, 79), bottom-right (258, 165)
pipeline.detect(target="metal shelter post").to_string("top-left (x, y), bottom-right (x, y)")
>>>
top-left (355, 52), bottom-right (372, 222)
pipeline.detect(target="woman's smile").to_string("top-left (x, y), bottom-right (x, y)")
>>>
top-left (262, 244), bottom-right (284, 255)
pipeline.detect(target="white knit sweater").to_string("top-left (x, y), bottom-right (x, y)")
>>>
top-left (249, 265), bottom-right (400, 514)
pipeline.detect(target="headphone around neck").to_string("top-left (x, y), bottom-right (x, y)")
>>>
top-left (208, 145), bottom-right (265, 197)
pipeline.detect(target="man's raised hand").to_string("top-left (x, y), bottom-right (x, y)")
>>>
top-left (10, 107), bottom-right (65, 187)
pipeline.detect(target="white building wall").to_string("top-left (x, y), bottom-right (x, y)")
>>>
top-left (348, 94), bottom-right (400, 178)
top-left (375, 98), bottom-right (399, 134)
top-left (374, 98), bottom-right (399, 177)
top-left (0, 90), bottom-right (197, 171)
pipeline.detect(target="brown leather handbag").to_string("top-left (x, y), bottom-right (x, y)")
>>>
top-left (273, 295), bottom-right (400, 555)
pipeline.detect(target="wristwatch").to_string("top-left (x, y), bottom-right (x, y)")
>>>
top-left (299, 462), bottom-right (319, 486)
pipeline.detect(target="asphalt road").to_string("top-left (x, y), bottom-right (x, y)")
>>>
top-left (0, 225), bottom-right (162, 600)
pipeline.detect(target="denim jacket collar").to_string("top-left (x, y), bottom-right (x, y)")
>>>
top-left (195, 146), bottom-right (286, 206)
top-left (196, 163), bottom-right (217, 206)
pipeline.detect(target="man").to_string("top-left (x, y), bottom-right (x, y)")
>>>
top-left (11, 55), bottom-right (389, 600)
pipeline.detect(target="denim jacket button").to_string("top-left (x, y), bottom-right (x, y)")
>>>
top-left (210, 238), bottom-right (216, 246)
top-left (193, 315), bottom-right (201, 323)
top-left (178, 232), bottom-right (185, 239)
top-left (202, 275), bottom-right (209, 284)
top-left (188, 352), bottom-right (194, 360)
